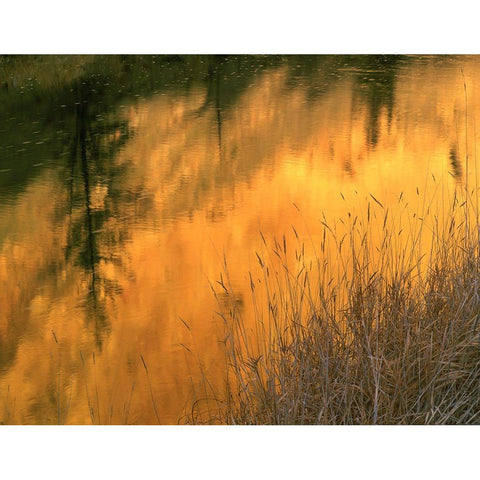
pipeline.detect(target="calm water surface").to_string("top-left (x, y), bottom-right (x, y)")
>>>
top-left (0, 55), bottom-right (479, 424)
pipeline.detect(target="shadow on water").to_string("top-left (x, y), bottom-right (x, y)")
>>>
top-left (350, 55), bottom-right (401, 148)
top-left (449, 146), bottom-right (463, 181)
top-left (65, 83), bottom-right (120, 349)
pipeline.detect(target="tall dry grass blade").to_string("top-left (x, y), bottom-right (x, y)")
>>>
top-left (140, 354), bottom-right (161, 424)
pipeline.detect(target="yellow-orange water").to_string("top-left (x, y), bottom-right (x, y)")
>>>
top-left (1, 55), bottom-right (479, 423)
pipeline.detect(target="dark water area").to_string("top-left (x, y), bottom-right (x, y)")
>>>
top-left (0, 54), bottom-right (478, 424)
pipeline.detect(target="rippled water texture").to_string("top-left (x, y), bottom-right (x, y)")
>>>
top-left (0, 55), bottom-right (479, 424)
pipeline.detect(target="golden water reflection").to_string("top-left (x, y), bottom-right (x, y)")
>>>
top-left (1, 55), bottom-right (479, 423)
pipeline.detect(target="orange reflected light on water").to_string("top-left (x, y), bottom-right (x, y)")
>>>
top-left (1, 58), bottom-right (480, 423)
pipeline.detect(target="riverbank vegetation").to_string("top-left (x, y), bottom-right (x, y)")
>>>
top-left (202, 180), bottom-right (480, 424)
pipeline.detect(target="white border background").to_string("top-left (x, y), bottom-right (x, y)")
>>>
top-left (1, 1), bottom-right (478, 478)
top-left (2, 0), bottom-right (479, 54)
top-left (1, 425), bottom-right (478, 478)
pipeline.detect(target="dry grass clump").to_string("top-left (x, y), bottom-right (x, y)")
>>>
top-left (206, 185), bottom-right (480, 424)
